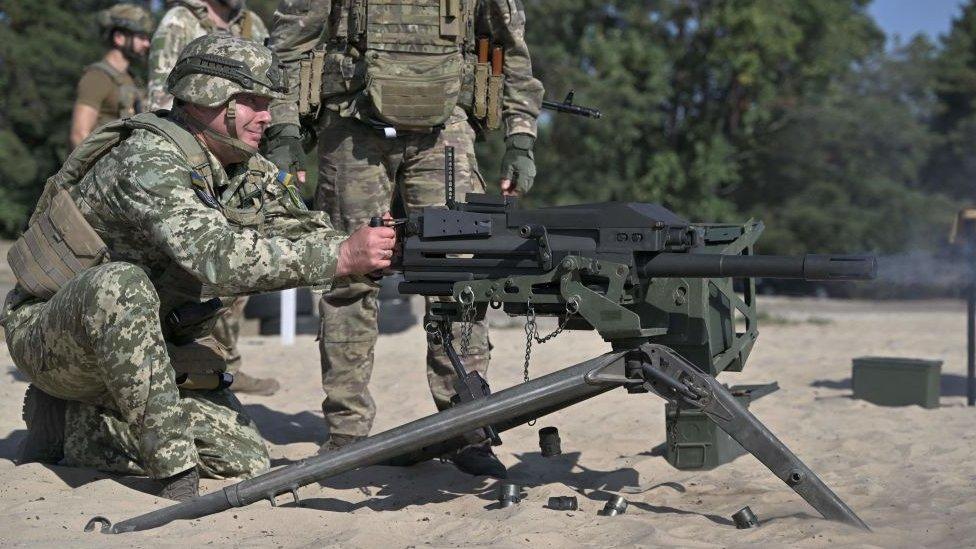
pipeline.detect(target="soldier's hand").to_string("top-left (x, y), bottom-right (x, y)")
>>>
top-left (336, 224), bottom-right (397, 277)
top-left (499, 133), bottom-right (536, 196)
top-left (263, 123), bottom-right (307, 184)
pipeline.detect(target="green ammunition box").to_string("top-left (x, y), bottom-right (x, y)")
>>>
top-left (852, 357), bottom-right (942, 409)
top-left (665, 383), bottom-right (778, 471)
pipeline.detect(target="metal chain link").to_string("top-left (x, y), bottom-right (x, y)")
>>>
top-left (458, 287), bottom-right (476, 357)
top-left (522, 300), bottom-right (576, 383)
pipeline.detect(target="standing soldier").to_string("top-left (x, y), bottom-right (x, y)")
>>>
top-left (267, 0), bottom-right (543, 478)
top-left (147, 0), bottom-right (276, 395)
top-left (69, 4), bottom-right (155, 149)
top-left (147, 0), bottom-right (270, 111)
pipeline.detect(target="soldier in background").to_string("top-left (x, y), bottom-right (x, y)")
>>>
top-left (147, 0), bottom-right (275, 395)
top-left (267, 0), bottom-right (543, 478)
top-left (69, 4), bottom-right (155, 149)
top-left (147, 0), bottom-right (269, 111)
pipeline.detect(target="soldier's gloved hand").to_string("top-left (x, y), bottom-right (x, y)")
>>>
top-left (263, 123), bottom-right (307, 184)
top-left (335, 222), bottom-right (397, 277)
top-left (499, 134), bottom-right (536, 196)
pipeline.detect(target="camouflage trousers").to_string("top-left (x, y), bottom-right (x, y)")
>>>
top-left (314, 110), bottom-right (490, 438)
top-left (3, 262), bottom-right (269, 479)
top-left (212, 296), bottom-right (247, 375)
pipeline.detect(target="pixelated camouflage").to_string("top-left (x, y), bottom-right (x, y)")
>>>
top-left (148, 0), bottom-right (269, 110)
top-left (3, 115), bottom-right (344, 478)
top-left (314, 111), bottom-right (490, 437)
top-left (269, 0), bottom-right (543, 137)
top-left (97, 4), bottom-right (156, 38)
top-left (167, 34), bottom-right (288, 108)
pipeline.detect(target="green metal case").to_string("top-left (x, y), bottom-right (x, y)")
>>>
top-left (852, 357), bottom-right (942, 408)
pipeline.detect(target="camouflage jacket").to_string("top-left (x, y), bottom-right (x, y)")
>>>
top-left (269, 0), bottom-right (543, 137)
top-left (147, 0), bottom-right (269, 110)
top-left (28, 119), bottom-right (344, 341)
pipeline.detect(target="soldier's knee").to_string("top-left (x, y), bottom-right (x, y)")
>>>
top-left (81, 262), bottom-right (160, 335)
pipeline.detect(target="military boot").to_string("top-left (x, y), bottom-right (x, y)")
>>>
top-left (448, 442), bottom-right (507, 479)
top-left (17, 384), bottom-right (67, 465)
top-left (231, 371), bottom-right (281, 396)
top-left (157, 467), bottom-right (200, 502)
top-left (317, 433), bottom-right (365, 455)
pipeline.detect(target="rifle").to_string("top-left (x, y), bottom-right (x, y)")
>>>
top-left (87, 150), bottom-right (874, 534)
top-left (542, 90), bottom-right (602, 119)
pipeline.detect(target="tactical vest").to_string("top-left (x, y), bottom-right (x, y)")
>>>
top-left (8, 113), bottom-right (215, 299)
top-left (299, 0), bottom-right (502, 131)
top-left (183, 2), bottom-right (256, 40)
top-left (86, 61), bottom-right (143, 123)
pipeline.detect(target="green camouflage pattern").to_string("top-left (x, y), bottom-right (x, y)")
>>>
top-left (97, 4), bottom-right (156, 37)
top-left (63, 388), bottom-right (268, 479)
top-left (2, 117), bottom-right (344, 478)
top-left (315, 110), bottom-right (490, 437)
top-left (269, 0), bottom-right (543, 137)
top-left (167, 34), bottom-right (287, 108)
top-left (148, 0), bottom-right (269, 110)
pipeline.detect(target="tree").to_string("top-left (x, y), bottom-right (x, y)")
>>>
top-left (924, 1), bottom-right (976, 201)
top-left (484, 0), bottom-right (883, 225)
top-left (744, 37), bottom-right (954, 254)
top-left (0, 0), bottom-right (150, 236)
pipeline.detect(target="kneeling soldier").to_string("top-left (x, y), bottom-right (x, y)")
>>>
top-left (2, 35), bottom-right (395, 501)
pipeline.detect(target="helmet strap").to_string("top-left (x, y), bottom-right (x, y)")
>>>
top-left (175, 103), bottom-right (258, 159)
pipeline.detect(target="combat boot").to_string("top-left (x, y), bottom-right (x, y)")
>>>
top-left (17, 384), bottom-right (66, 465)
top-left (157, 467), bottom-right (200, 502)
top-left (448, 442), bottom-right (507, 479)
top-left (317, 433), bottom-right (365, 455)
top-left (231, 371), bottom-right (281, 396)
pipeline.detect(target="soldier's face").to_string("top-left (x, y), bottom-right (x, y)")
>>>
top-left (230, 94), bottom-right (272, 149)
top-left (131, 34), bottom-right (151, 56)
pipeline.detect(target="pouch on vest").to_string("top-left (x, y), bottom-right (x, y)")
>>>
top-left (365, 50), bottom-right (462, 129)
top-left (10, 112), bottom-right (215, 300)
top-left (360, 0), bottom-right (468, 129)
top-left (7, 189), bottom-right (108, 300)
top-left (168, 335), bottom-right (230, 376)
top-left (298, 50), bottom-right (325, 117)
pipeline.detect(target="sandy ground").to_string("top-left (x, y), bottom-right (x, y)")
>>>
top-left (0, 295), bottom-right (975, 548)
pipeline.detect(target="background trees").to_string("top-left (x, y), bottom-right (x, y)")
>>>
top-left (0, 0), bottom-right (971, 259)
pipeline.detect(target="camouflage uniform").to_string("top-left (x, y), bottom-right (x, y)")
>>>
top-left (4, 37), bottom-right (343, 479)
top-left (147, 1), bottom-right (271, 384)
top-left (270, 0), bottom-right (543, 438)
top-left (148, 1), bottom-right (269, 118)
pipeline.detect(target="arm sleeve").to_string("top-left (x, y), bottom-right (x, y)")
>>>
top-left (147, 9), bottom-right (195, 111)
top-left (269, 0), bottom-right (331, 127)
top-left (75, 70), bottom-right (113, 110)
top-left (119, 148), bottom-right (345, 295)
top-left (484, 0), bottom-right (544, 137)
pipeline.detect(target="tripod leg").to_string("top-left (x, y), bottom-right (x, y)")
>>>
top-left (640, 344), bottom-right (869, 530)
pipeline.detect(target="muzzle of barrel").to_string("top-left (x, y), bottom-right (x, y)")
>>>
top-left (801, 255), bottom-right (877, 281)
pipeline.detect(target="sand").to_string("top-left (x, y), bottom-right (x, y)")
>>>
top-left (1, 296), bottom-right (974, 548)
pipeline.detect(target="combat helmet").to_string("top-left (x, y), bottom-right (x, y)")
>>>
top-left (97, 4), bottom-right (155, 40)
top-left (167, 34), bottom-right (287, 155)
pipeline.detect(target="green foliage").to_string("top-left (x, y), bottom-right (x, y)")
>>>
top-left (0, 0), bottom-right (968, 258)
top-left (0, 0), bottom-right (150, 236)
top-left (475, 0), bottom-right (954, 256)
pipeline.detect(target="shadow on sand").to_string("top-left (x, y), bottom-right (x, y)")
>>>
top-left (812, 373), bottom-right (971, 398)
top-left (244, 404), bottom-right (329, 445)
top-left (289, 450), bottom-right (729, 524)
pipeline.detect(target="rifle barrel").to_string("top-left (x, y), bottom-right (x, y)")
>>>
top-left (541, 100), bottom-right (602, 119)
top-left (641, 253), bottom-right (877, 281)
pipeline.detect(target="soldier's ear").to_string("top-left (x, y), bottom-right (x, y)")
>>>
top-left (112, 30), bottom-right (127, 49)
